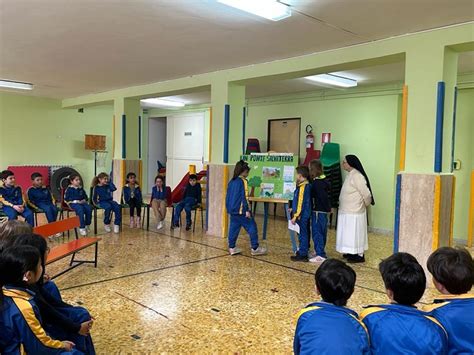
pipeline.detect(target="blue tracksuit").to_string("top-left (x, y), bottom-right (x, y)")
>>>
top-left (122, 184), bottom-right (143, 204)
top-left (425, 294), bottom-right (474, 354)
top-left (361, 303), bottom-right (448, 354)
top-left (311, 175), bottom-right (331, 258)
top-left (150, 185), bottom-right (167, 201)
top-left (0, 185), bottom-right (34, 226)
top-left (27, 186), bottom-right (58, 223)
top-left (92, 183), bottom-right (121, 226)
top-left (173, 183), bottom-right (201, 227)
top-left (0, 286), bottom-right (83, 354)
top-left (292, 180), bottom-right (311, 257)
top-left (225, 176), bottom-right (259, 250)
top-left (294, 302), bottom-right (370, 355)
top-left (64, 186), bottom-right (92, 229)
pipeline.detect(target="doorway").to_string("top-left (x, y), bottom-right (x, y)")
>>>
top-left (267, 118), bottom-right (301, 157)
top-left (147, 117), bottom-right (167, 189)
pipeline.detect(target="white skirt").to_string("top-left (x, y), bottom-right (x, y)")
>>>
top-left (336, 212), bottom-right (368, 255)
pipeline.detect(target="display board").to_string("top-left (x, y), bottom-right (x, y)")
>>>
top-left (241, 153), bottom-right (298, 200)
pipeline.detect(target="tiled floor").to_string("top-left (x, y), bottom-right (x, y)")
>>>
top-left (46, 214), bottom-right (472, 353)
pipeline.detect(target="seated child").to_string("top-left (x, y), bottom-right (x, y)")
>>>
top-left (150, 175), bottom-right (168, 230)
top-left (92, 172), bottom-right (121, 233)
top-left (0, 219), bottom-right (33, 250)
top-left (0, 170), bottom-right (34, 226)
top-left (122, 172), bottom-right (143, 228)
top-left (425, 247), bottom-right (474, 353)
top-left (27, 172), bottom-right (59, 224)
top-left (0, 245), bottom-right (80, 354)
top-left (172, 174), bottom-right (201, 231)
top-left (360, 252), bottom-right (448, 354)
top-left (64, 174), bottom-right (92, 236)
top-left (294, 259), bottom-right (369, 354)
top-left (290, 166), bottom-right (312, 262)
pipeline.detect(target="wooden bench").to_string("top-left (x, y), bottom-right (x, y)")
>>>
top-left (33, 216), bottom-right (101, 279)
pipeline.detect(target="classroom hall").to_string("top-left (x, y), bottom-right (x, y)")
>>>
top-left (0, 1), bottom-right (473, 354)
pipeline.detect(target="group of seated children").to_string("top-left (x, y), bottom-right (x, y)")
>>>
top-left (0, 220), bottom-right (95, 354)
top-left (294, 247), bottom-right (474, 355)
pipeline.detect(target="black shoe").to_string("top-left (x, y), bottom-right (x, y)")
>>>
top-left (171, 223), bottom-right (178, 230)
top-left (347, 254), bottom-right (365, 263)
top-left (291, 254), bottom-right (309, 262)
top-left (342, 254), bottom-right (351, 259)
top-left (185, 224), bottom-right (191, 231)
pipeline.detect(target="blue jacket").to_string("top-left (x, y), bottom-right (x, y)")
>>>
top-left (292, 180), bottom-right (311, 221)
top-left (150, 186), bottom-right (167, 202)
top-left (425, 294), bottom-right (474, 354)
top-left (123, 184), bottom-right (143, 204)
top-left (183, 183), bottom-right (201, 204)
top-left (0, 185), bottom-right (25, 207)
top-left (294, 302), bottom-right (370, 355)
top-left (0, 286), bottom-right (78, 354)
top-left (92, 183), bottom-right (116, 205)
top-left (311, 175), bottom-right (331, 212)
top-left (27, 186), bottom-right (55, 209)
top-left (64, 186), bottom-right (88, 204)
top-left (361, 303), bottom-right (448, 355)
top-left (226, 177), bottom-right (250, 215)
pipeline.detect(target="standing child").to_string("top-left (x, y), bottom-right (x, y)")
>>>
top-left (172, 174), bottom-right (201, 231)
top-left (0, 170), bottom-right (34, 226)
top-left (64, 174), bottom-right (92, 236)
top-left (122, 172), bottom-right (143, 228)
top-left (92, 172), bottom-right (121, 233)
top-left (290, 166), bottom-right (312, 262)
top-left (225, 160), bottom-right (267, 256)
top-left (308, 160), bottom-right (331, 263)
top-left (150, 175), bottom-right (168, 230)
top-left (425, 247), bottom-right (474, 353)
top-left (27, 172), bottom-right (58, 224)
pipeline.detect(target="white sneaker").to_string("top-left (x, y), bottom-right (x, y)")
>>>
top-left (157, 221), bottom-right (163, 230)
top-left (251, 246), bottom-right (267, 256)
top-left (309, 256), bottom-right (327, 263)
top-left (79, 228), bottom-right (87, 236)
top-left (113, 225), bottom-right (120, 233)
top-left (104, 225), bottom-right (111, 232)
top-left (229, 247), bottom-right (242, 256)
top-left (309, 251), bottom-right (317, 258)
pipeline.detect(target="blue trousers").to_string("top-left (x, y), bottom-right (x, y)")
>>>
top-left (312, 212), bottom-right (328, 258)
top-left (296, 218), bottom-right (310, 257)
top-left (173, 197), bottom-right (196, 226)
top-left (1, 205), bottom-right (34, 226)
top-left (70, 203), bottom-right (92, 228)
top-left (98, 201), bottom-right (121, 225)
top-left (42, 281), bottom-right (63, 303)
top-left (228, 214), bottom-right (259, 250)
top-left (36, 203), bottom-right (58, 223)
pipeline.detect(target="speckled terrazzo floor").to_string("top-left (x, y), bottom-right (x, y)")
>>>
top-left (44, 212), bottom-right (473, 354)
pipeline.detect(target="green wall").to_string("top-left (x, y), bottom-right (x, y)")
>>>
top-left (0, 93), bottom-right (113, 189)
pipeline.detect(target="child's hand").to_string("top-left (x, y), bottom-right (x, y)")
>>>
top-left (13, 205), bottom-right (23, 212)
top-left (79, 320), bottom-right (93, 335)
top-left (43, 273), bottom-right (51, 283)
top-left (80, 199), bottom-right (86, 204)
top-left (291, 217), bottom-right (296, 225)
top-left (62, 341), bottom-right (75, 351)
top-left (245, 211), bottom-right (251, 218)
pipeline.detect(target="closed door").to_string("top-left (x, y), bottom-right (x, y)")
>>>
top-left (268, 118), bottom-right (301, 156)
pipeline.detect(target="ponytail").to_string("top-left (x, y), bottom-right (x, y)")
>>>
top-left (92, 172), bottom-right (108, 187)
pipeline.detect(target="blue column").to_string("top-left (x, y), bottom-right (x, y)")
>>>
top-left (434, 81), bottom-right (445, 173)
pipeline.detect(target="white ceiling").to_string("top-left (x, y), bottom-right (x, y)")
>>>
top-left (0, 0), bottom-right (473, 99)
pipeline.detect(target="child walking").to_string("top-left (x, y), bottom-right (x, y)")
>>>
top-left (150, 175), bottom-right (168, 230)
top-left (0, 170), bottom-right (34, 226)
top-left (122, 172), bottom-right (143, 228)
top-left (309, 160), bottom-right (331, 263)
top-left (64, 174), bottom-right (92, 236)
top-left (92, 172), bottom-right (121, 233)
top-left (225, 160), bottom-right (267, 256)
top-left (27, 172), bottom-right (59, 224)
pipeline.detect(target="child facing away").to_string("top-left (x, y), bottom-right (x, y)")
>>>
top-left (172, 174), bottom-right (201, 231)
top-left (64, 174), bottom-right (92, 236)
top-left (92, 172), bottom-right (121, 234)
top-left (150, 175), bottom-right (168, 230)
top-left (27, 172), bottom-right (59, 224)
top-left (360, 252), bottom-right (448, 355)
top-left (294, 259), bottom-right (369, 355)
top-left (308, 160), bottom-right (331, 263)
top-left (289, 166), bottom-right (312, 262)
top-left (0, 245), bottom-right (81, 354)
top-left (225, 160), bottom-right (267, 256)
top-left (425, 247), bottom-right (474, 353)
top-left (0, 219), bottom-right (33, 250)
top-left (122, 172), bottom-right (143, 228)
top-left (0, 170), bottom-right (34, 226)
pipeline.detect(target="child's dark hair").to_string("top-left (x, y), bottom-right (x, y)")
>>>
top-left (126, 172), bottom-right (136, 181)
top-left (189, 174), bottom-right (198, 181)
top-left (68, 174), bottom-right (81, 184)
top-left (232, 160), bottom-right (250, 180)
top-left (154, 175), bottom-right (165, 184)
top-left (11, 234), bottom-right (49, 283)
top-left (427, 247), bottom-right (473, 294)
top-left (0, 220), bottom-right (33, 252)
top-left (92, 172), bottom-right (109, 187)
top-left (296, 165), bottom-right (310, 180)
top-left (0, 170), bottom-right (14, 181)
top-left (379, 252), bottom-right (426, 305)
top-left (31, 172), bottom-right (43, 180)
top-left (315, 259), bottom-right (356, 306)
top-left (309, 160), bottom-right (323, 179)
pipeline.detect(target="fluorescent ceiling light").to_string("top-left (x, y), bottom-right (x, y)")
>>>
top-left (218, 0), bottom-right (291, 21)
top-left (140, 98), bottom-right (185, 108)
top-left (0, 79), bottom-right (33, 90)
top-left (305, 74), bottom-right (358, 88)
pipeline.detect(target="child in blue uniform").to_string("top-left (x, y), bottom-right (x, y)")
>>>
top-left (0, 170), bottom-right (34, 226)
top-left (150, 175), bottom-right (169, 230)
top-left (172, 174), bottom-right (201, 231)
top-left (92, 172), bottom-right (121, 234)
top-left (64, 174), bottom-right (92, 236)
top-left (122, 172), bottom-right (143, 228)
top-left (425, 247), bottom-right (474, 354)
top-left (0, 245), bottom-right (81, 354)
top-left (225, 160), bottom-right (267, 256)
top-left (294, 259), bottom-right (369, 355)
top-left (27, 172), bottom-right (58, 224)
top-left (360, 252), bottom-right (448, 355)
top-left (290, 166), bottom-right (311, 262)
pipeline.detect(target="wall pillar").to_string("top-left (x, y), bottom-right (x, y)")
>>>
top-left (113, 97), bottom-right (141, 160)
